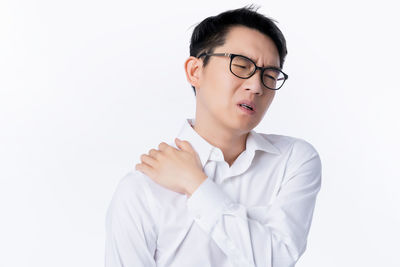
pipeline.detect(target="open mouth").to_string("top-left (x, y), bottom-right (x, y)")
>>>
top-left (237, 104), bottom-right (256, 114)
top-left (238, 103), bottom-right (253, 111)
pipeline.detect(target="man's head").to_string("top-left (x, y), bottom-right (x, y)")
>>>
top-left (184, 5), bottom-right (288, 134)
top-left (187, 5), bottom-right (287, 96)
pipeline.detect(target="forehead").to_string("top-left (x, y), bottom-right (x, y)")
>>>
top-left (221, 25), bottom-right (280, 68)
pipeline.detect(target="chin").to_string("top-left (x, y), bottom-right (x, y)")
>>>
top-left (230, 115), bottom-right (259, 133)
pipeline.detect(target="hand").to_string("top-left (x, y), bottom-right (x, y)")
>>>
top-left (135, 138), bottom-right (207, 197)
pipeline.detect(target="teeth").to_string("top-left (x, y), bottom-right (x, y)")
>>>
top-left (240, 104), bottom-right (253, 110)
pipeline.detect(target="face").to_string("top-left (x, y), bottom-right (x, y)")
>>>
top-left (186, 25), bottom-right (281, 134)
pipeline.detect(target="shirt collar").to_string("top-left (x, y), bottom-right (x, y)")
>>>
top-left (176, 118), bottom-right (214, 168)
top-left (176, 118), bottom-right (281, 168)
top-left (246, 127), bottom-right (282, 156)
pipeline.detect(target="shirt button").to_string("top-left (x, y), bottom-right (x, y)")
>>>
top-left (195, 214), bottom-right (201, 220)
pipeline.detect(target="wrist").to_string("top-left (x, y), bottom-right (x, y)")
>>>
top-left (185, 171), bottom-right (207, 197)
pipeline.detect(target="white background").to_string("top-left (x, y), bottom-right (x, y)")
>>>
top-left (1, 0), bottom-right (399, 266)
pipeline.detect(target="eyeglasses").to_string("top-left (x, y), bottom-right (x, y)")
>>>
top-left (197, 52), bottom-right (288, 90)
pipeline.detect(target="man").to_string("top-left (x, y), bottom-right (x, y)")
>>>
top-left (105, 5), bottom-right (322, 267)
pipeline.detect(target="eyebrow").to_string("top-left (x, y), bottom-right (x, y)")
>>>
top-left (245, 54), bottom-right (281, 69)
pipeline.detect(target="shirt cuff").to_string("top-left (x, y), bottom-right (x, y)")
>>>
top-left (186, 177), bottom-right (234, 234)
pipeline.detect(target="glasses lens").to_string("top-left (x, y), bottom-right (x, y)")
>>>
top-left (263, 69), bottom-right (285, 89)
top-left (230, 56), bottom-right (255, 78)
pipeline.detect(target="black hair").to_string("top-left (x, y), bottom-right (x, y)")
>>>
top-left (188, 4), bottom-right (288, 96)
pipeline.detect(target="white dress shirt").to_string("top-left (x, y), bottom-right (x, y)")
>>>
top-left (105, 118), bottom-right (322, 267)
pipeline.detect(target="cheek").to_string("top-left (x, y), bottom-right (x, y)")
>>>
top-left (204, 68), bottom-right (237, 109)
top-left (213, 70), bottom-right (236, 92)
top-left (267, 91), bottom-right (276, 104)
top-left (217, 80), bottom-right (238, 112)
top-left (260, 93), bottom-right (275, 113)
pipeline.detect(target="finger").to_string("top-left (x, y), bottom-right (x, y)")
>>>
top-left (158, 142), bottom-right (168, 151)
top-left (135, 162), bottom-right (155, 178)
top-left (175, 138), bottom-right (195, 152)
top-left (158, 142), bottom-right (178, 152)
top-left (140, 154), bottom-right (157, 167)
top-left (148, 148), bottom-right (159, 158)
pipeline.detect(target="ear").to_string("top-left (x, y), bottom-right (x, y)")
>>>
top-left (184, 56), bottom-right (203, 90)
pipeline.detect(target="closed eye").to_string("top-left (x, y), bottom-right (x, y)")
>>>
top-left (264, 74), bottom-right (276, 80)
top-left (232, 64), bottom-right (248, 69)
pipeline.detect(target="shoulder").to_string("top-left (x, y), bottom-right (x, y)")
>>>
top-left (259, 133), bottom-right (322, 184)
top-left (109, 170), bottom-right (156, 212)
top-left (259, 133), bottom-right (320, 158)
top-left (106, 170), bottom-right (159, 240)
top-left (277, 137), bottom-right (321, 187)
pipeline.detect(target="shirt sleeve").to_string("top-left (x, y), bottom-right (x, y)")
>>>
top-left (186, 140), bottom-right (322, 267)
top-left (105, 171), bottom-right (158, 267)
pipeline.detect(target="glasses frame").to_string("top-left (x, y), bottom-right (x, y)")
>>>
top-left (197, 52), bottom-right (289, 90)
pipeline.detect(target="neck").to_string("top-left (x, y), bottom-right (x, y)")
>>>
top-left (191, 113), bottom-right (249, 167)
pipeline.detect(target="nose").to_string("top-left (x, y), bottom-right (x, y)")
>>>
top-left (243, 70), bottom-right (264, 95)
